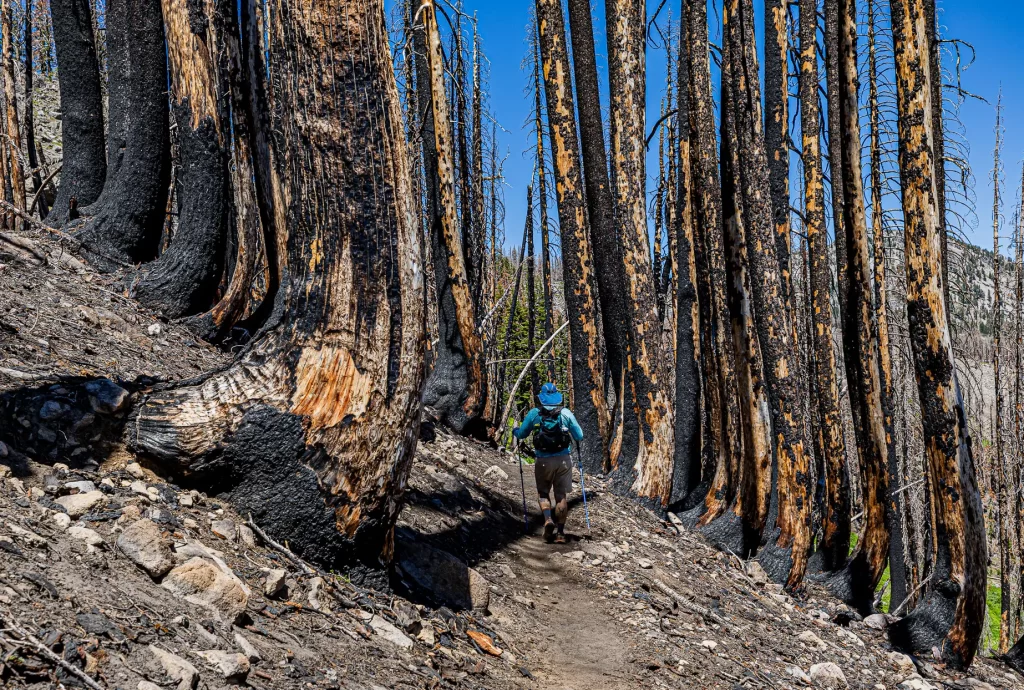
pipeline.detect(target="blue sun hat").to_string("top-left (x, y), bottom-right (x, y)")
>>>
top-left (538, 382), bottom-right (563, 407)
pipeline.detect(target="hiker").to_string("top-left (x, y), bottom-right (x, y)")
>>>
top-left (513, 382), bottom-right (583, 544)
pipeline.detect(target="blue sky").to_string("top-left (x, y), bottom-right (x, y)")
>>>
top-left (393, 1), bottom-right (1016, 253)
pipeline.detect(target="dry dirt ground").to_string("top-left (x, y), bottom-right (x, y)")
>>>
top-left (0, 229), bottom-right (1022, 690)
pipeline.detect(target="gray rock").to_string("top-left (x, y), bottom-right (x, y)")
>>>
top-left (51, 512), bottom-right (71, 530)
top-left (126, 462), bottom-right (146, 479)
top-left (308, 577), bottom-right (330, 612)
top-left (233, 632), bottom-right (261, 663)
top-left (211, 519), bottom-right (236, 541)
top-left (63, 480), bottom-right (97, 494)
top-left (138, 682), bottom-right (163, 690)
top-left (395, 535), bottom-right (490, 612)
top-left (798, 630), bottom-right (826, 649)
top-left (368, 615), bottom-right (414, 649)
top-left (117, 519), bottom-right (174, 578)
top-left (130, 480), bottom-right (151, 498)
top-left (263, 569), bottom-right (287, 598)
top-left (196, 650), bottom-right (250, 683)
top-left (149, 645), bottom-right (200, 690)
top-left (55, 490), bottom-right (106, 518)
top-left (809, 662), bottom-right (848, 688)
top-left (84, 379), bottom-right (130, 414)
top-left (785, 666), bottom-right (811, 684)
top-left (162, 557), bottom-right (249, 624)
top-left (67, 524), bottom-right (103, 547)
top-left (483, 465), bottom-right (509, 481)
top-left (898, 679), bottom-right (937, 690)
top-left (863, 613), bottom-right (888, 630)
top-left (637, 558), bottom-right (653, 569)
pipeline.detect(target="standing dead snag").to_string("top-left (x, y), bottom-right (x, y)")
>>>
top-left (825, 0), bottom-right (893, 614)
top-left (532, 34), bottom-right (556, 385)
top-left (535, 0), bottom-right (611, 472)
top-left (132, 0), bottom-right (229, 319)
top-left (763, 0), bottom-right (791, 306)
top-left (566, 0), bottom-right (635, 467)
top-left (886, 0), bottom-right (987, 668)
top-left (725, 0), bottom-right (813, 589)
top-left (1, 0), bottom-right (25, 224)
top-left (605, 0), bottom-right (676, 505)
top-left (135, 0), bottom-right (425, 579)
top-left (46, 0), bottom-right (106, 224)
top-left (76, 0), bottom-right (170, 266)
top-left (23, 0), bottom-right (47, 220)
top-left (800, 0), bottom-right (850, 576)
top-left (418, 0), bottom-right (486, 430)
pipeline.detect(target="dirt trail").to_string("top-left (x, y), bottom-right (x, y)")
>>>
top-left (508, 533), bottom-right (638, 689)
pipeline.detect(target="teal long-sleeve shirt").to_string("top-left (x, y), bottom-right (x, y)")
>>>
top-left (513, 406), bottom-right (584, 457)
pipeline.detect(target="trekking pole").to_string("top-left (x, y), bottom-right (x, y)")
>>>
top-left (511, 436), bottom-right (529, 534)
top-left (574, 441), bottom-right (591, 531)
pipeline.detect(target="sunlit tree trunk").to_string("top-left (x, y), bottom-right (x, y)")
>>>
top-left (533, 36), bottom-right (556, 383)
top-left (535, 0), bottom-right (612, 469)
top-left (605, 0), bottom-right (676, 504)
top-left (801, 0), bottom-right (850, 577)
top-left (135, 0), bottom-right (424, 583)
top-left (1, 1), bottom-right (26, 225)
top-left (886, 0), bottom-right (987, 668)
top-left (725, 0), bottom-right (813, 589)
top-left (23, 0), bottom-right (46, 219)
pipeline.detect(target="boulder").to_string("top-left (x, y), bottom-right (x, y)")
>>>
top-left (117, 519), bottom-right (174, 578)
top-left (395, 534), bottom-right (490, 612)
top-left (809, 662), bottom-right (848, 688)
top-left (162, 557), bottom-right (248, 624)
top-left (149, 645), bottom-right (199, 690)
top-left (196, 650), bottom-right (250, 683)
top-left (55, 490), bottom-right (106, 518)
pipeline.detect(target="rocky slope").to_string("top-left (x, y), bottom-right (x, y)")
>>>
top-left (1, 224), bottom-right (1023, 690)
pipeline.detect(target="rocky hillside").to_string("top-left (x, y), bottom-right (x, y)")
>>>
top-left (1, 224), bottom-right (1023, 689)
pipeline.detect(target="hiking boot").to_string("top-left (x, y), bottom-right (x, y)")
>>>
top-left (554, 531), bottom-right (567, 545)
top-left (543, 521), bottom-right (556, 543)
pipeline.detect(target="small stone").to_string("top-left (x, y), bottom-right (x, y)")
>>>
top-left (146, 487), bottom-right (162, 501)
top-left (863, 613), bottom-right (888, 630)
top-left (211, 519), bottom-right (236, 541)
top-left (236, 525), bottom-right (256, 548)
top-left (67, 524), bottom-right (104, 547)
top-left (809, 662), bottom-right (848, 688)
top-left (417, 625), bottom-right (436, 646)
top-left (700, 640), bottom-right (718, 651)
top-left (264, 569), bottom-right (287, 598)
top-left (234, 632), bottom-right (261, 663)
top-left (148, 323), bottom-right (163, 336)
top-left (117, 519), bottom-right (174, 578)
top-left (637, 558), bottom-right (653, 569)
top-left (63, 480), bottom-right (97, 494)
top-left (966, 680), bottom-right (995, 690)
top-left (55, 490), bottom-right (106, 518)
top-left (565, 550), bottom-right (586, 562)
top-left (308, 576), bottom-right (330, 612)
top-left (888, 652), bottom-right (916, 676)
top-left (162, 557), bottom-right (249, 624)
top-left (7, 522), bottom-right (46, 547)
top-left (898, 679), bottom-right (937, 690)
top-left (28, 487), bottom-right (45, 499)
top-left (497, 563), bottom-right (516, 579)
top-left (131, 480), bottom-right (150, 497)
top-left (512, 595), bottom-right (536, 609)
top-left (184, 518), bottom-right (198, 529)
top-left (837, 627), bottom-right (865, 647)
top-left (126, 462), bottom-right (146, 479)
top-left (84, 378), bottom-right (130, 414)
top-left (179, 493), bottom-right (194, 508)
top-left (196, 650), bottom-right (250, 683)
top-left (51, 512), bottom-right (72, 530)
top-left (138, 682), bottom-right (163, 690)
top-left (798, 630), bottom-right (826, 649)
top-left (100, 478), bottom-right (115, 489)
top-left (785, 666), bottom-right (811, 684)
top-left (368, 615), bottom-right (414, 649)
top-left (149, 645), bottom-right (199, 690)
top-left (483, 465), bottom-right (509, 481)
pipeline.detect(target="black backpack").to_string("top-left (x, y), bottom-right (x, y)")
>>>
top-left (533, 406), bottom-right (571, 453)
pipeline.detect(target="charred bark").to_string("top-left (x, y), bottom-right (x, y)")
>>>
top-left (132, 0), bottom-right (229, 319)
top-left (1, 1), bottom-right (25, 223)
top-left (886, 0), bottom-right (987, 668)
top-left (725, 0), bottom-right (813, 589)
top-left (134, 0), bottom-right (424, 582)
top-left (46, 0), bottom-right (105, 224)
top-left (763, 0), bottom-right (791, 304)
top-left (800, 0), bottom-right (850, 577)
top-left (76, 0), bottom-right (170, 266)
top-left (535, 0), bottom-right (611, 470)
top-left (23, 0), bottom-right (46, 220)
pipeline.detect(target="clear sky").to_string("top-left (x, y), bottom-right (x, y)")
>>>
top-left (392, 1), bottom-right (1016, 254)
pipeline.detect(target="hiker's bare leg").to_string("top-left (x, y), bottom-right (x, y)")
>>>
top-left (535, 459), bottom-right (557, 541)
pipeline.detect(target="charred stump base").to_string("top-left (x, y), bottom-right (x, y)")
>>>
top-left (811, 554), bottom-right (877, 616)
top-left (888, 578), bottom-right (963, 666)
top-left (423, 347), bottom-right (471, 434)
top-left (698, 511), bottom-right (747, 557)
top-left (756, 531), bottom-right (797, 588)
top-left (170, 405), bottom-right (390, 590)
top-left (0, 377), bottom-right (138, 472)
top-left (1002, 637), bottom-right (1024, 675)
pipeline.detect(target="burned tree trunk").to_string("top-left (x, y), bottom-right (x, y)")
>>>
top-left (886, 0), bottom-right (987, 668)
top-left (824, 0), bottom-right (893, 614)
top-left (763, 0), bottom-right (791, 304)
top-left (23, 0), bottom-right (46, 220)
top-left (134, 0), bottom-right (424, 582)
top-left (132, 0), bottom-right (228, 319)
top-left (417, 0), bottom-right (486, 431)
top-left (566, 0), bottom-right (630, 422)
top-left (800, 0), bottom-right (850, 576)
top-left (533, 37), bottom-right (556, 384)
top-left (605, 0), bottom-right (676, 504)
top-left (725, 0), bottom-right (813, 589)
top-left (535, 0), bottom-right (611, 470)
top-left (1, 1), bottom-right (25, 220)
top-left (76, 0), bottom-right (170, 266)
top-left (824, 0), bottom-right (847, 323)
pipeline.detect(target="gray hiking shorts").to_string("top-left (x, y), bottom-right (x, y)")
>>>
top-left (535, 452), bottom-right (572, 503)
